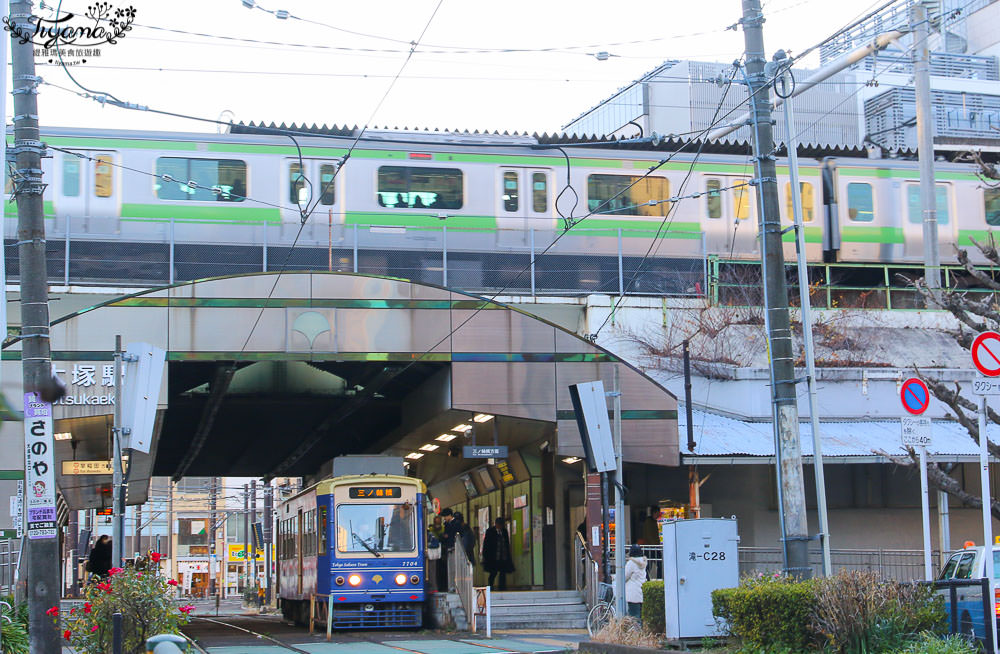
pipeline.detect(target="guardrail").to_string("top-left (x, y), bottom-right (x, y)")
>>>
top-left (574, 532), bottom-right (600, 611)
top-left (450, 538), bottom-right (475, 629)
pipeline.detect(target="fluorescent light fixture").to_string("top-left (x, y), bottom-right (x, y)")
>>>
top-left (562, 456), bottom-right (582, 464)
top-left (473, 414), bottom-right (494, 423)
top-left (419, 443), bottom-right (439, 452)
top-left (404, 452), bottom-right (424, 460)
top-left (435, 434), bottom-right (457, 442)
top-left (53, 432), bottom-right (73, 441)
top-left (452, 423), bottom-right (472, 432)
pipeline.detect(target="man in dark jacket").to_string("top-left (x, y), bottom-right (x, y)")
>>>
top-left (437, 508), bottom-right (455, 591)
top-left (87, 534), bottom-right (113, 579)
top-left (481, 517), bottom-right (514, 590)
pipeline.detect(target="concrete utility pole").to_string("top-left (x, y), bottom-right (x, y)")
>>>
top-left (612, 369), bottom-right (624, 618)
top-left (911, 1), bottom-right (940, 288)
top-left (250, 479), bottom-right (257, 591)
top-left (263, 484), bottom-right (273, 604)
top-left (739, 0), bottom-right (811, 577)
top-left (113, 335), bottom-right (124, 567)
top-left (243, 483), bottom-right (249, 593)
top-left (11, 0), bottom-right (61, 647)
top-left (208, 477), bottom-right (217, 598)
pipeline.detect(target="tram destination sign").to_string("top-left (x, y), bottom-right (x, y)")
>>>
top-left (464, 445), bottom-right (508, 459)
top-left (348, 487), bottom-right (401, 499)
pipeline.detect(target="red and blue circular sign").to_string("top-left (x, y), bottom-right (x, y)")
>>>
top-left (900, 377), bottom-right (930, 415)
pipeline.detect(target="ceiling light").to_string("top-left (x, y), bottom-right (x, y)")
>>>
top-left (436, 434), bottom-right (457, 442)
top-left (562, 456), bottom-right (582, 464)
top-left (473, 414), bottom-right (494, 423)
top-left (53, 432), bottom-right (73, 441)
top-left (404, 452), bottom-right (424, 460)
top-left (452, 424), bottom-right (472, 432)
top-left (419, 444), bottom-right (439, 452)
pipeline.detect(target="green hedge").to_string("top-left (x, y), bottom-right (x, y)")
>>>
top-left (641, 580), bottom-right (665, 634)
top-left (712, 577), bottom-right (819, 651)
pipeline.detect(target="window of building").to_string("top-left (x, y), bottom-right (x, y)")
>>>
top-left (63, 157), bottom-right (80, 197)
top-left (846, 182), bottom-right (874, 222)
top-left (706, 178), bottom-right (722, 219)
top-left (907, 184), bottom-right (950, 225)
top-left (532, 173), bottom-right (547, 212)
top-left (154, 158), bottom-right (247, 202)
top-left (987, 188), bottom-right (1000, 226)
top-left (502, 171), bottom-right (518, 212)
top-left (289, 163), bottom-right (308, 205)
top-left (377, 166), bottom-right (463, 210)
top-left (587, 174), bottom-right (670, 217)
top-left (94, 155), bottom-right (113, 198)
top-left (319, 164), bottom-right (336, 206)
top-left (785, 181), bottom-right (814, 222)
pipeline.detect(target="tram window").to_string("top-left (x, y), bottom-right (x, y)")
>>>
top-left (846, 182), bottom-right (874, 222)
top-left (94, 155), bottom-right (113, 198)
top-left (154, 157), bottom-right (247, 202)
top-left (532, 173), bottom-right (547, 212)
top-left (336, 503), bottom-right (415, 553)
top-left (289, 163), bottom-right (309, 205)
top-left (319, 164), bottom-right (336, 205)
top-left (63, 156), bottom-right (80, 197)
top-left (502, 171), bottom-right (518, 212)
top-left (987, 188), bottom-right (1000, 226)
top-left (318, 506), bottom-right (328, 555)
top-left (706, 178), bottom-right (721, 219)
top-left (906, 184), bottom-right (950, 225)
top-left (377, 166), bottom-right (463, 210)
top-left (784, 182), bottom-right (814, 222)
top-left (587, 174), bottom-right (669, 217)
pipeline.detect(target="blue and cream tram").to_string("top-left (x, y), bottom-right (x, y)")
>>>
top-left (278, 474), bottom-right (427, 629)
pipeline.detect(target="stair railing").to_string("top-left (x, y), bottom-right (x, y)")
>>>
top-left (574, 531), bottom-right (599, 610)
top-left (449, 537), bottom-right (475, 628)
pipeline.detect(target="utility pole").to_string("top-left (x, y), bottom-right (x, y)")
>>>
top-left (911, 1), bottom-right (939, 288)
top-left (611, 369), bottom-right (625, 618)
top-left (113, 335), bottom-right (124, 567)
top-left (263, 484), bottom-right (273, 605)
top-left (740, 0), bottom-right (811, 577)
top-left (250, 479), bottom-right (257, 591)
top-left (242, 484), bottom-right (249, 594)
top-left (12, 0), bottom-right (61, 645)
top-left (208, 477), bottom-right (217, 598)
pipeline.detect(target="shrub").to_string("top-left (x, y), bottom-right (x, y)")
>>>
top-left (712, 573), bottom-right (819, 651)
top-left (1, 597), bottom-right (29, 654)
top-left (641, 580), bottom-right (664, 634)
top-left (890, 632), bottom-right (978, 654)
top-left (52, 553), bottom-right (190, 654)
top-left (593, 616), bottom-right (661, 648)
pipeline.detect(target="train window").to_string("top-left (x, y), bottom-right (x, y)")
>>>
top-left (906, 184), bottom-right (950, 225)
top-left (318, 506), bottom-right (328, 555)
top-left (532, 173), bottom-right (547, 212)
top-left (706, 179), bottom-right (721, 219)
top-left (377, 166), bottom-right (463, 210)
top-left (319, 164), bottom-right (336, 206)
top-left (94, 155), bottom-right (113, 198)
top-left (62, 157), bottom-right (80, 197)
top-left (154, 157), bottom-right (247, 202)
top-left (502, 171), bottom-right (519, 212)
top-left (336, 503), bottom-right (415, 553)
top-left (784, 182), bottom-right (814, 222)
top-left (733, 181), bottom-right (751, 220)
top-left (587, 174), bottom-right (669, 217)
top-left (846, 183), bottom-right (874, 222)
top-left (289, 163), bottom-right (309, 205)
top-left (987, 188), bottom-right (1000, 226)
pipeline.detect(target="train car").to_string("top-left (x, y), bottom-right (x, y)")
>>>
top-left (278, 473), bottom-right (427, 629)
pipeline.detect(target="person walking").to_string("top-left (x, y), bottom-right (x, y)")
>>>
top-left (87, 534), bottom-right (112, 580)
top-left (481, 517), bottom-right (514, 591)
top-left (438, 508), bottom-right (456, 591)
top-left (624, 544), bottom-right (648, 622)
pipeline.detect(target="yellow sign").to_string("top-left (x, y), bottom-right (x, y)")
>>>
top-left (227, 543), bottom-right (265, 563)
top-left (61, 460), bottom-right (113, 475)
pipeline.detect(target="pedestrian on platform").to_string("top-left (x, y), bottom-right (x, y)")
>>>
top-left (624, 544), bottom-right (648, 622)
top-left (438, 508), bottom-right (456, 591)
top-left (482, 517), bottom-right (514, 591)
top-left (87, 534), bottom-right (112, 580)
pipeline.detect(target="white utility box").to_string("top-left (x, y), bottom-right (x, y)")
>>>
top-left (662, 518), bottom-right (739, 640)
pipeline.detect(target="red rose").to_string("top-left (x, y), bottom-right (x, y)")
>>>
top-left (90, 625), bottom-right (98, 633)
top-left (149, 552), bottom-right (161, 562)
top-left (45, 606), bottom-right (59, 616)
top-left (168, 579), bottom-right (178, 586)
top-left (83, 602), bottom-right (92, 614)
top-left (108, 567), bottom-right (123, 577)
top-left (179, 605), bottom-right (194, 614)
top-left (63, 630), bottom-right (71, 641)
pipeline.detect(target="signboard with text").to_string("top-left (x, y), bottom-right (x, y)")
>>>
top-left (464, 445), bottom-right (508, 459)
top-left (61, 460), bottom-right (114, 475)
top-left (24, 393), bottom-right (57, 539)
top-left (901, 416), bottom-right (932, 447)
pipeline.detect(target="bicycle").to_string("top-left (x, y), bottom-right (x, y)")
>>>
top-left (586, 582), bottom-right (643, 637)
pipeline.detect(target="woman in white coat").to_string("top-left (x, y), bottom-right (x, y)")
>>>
top-left (624, 544), bottom-right (648, 621)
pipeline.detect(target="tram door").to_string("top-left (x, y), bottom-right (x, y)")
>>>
top-left (296, 509), bottom-right (304, 595)
top-left (55, 150), bottom-right (120, 220)
top-left (497, 168), bottom-right (554, 246)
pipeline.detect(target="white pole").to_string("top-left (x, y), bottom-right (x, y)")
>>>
top-left (0, 0), bottom-right (8, 386)
top-left (919, 446), bottom-right (932, 579)
top-left (912, 1), bottom-right (940, 288)
top-left (980, 395), bottom-right (997, 648)
top-left (613, 367), bottom-right (625, 617)
top-left (781, 64), bottom-right (832, 577)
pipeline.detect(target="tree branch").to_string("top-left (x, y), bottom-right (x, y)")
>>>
top-left (879, 449), bottom-right (1000, 521)
top-left (958, 244), bottom-right (1000, 290)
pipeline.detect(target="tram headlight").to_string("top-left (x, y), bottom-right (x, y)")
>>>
top-left (410, 575), bottom-right (420, 585)
top-left (348, 574), bottom-right (362, 587)
top-left (394, 574), bottom-right (407, 586)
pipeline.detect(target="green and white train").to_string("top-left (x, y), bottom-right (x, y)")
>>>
top-left (8, 125), bottom-right (998, 292)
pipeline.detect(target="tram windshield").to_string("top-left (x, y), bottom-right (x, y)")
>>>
top-left (336, 503), bottom-right (415, 554)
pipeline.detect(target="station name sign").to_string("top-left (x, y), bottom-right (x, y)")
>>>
top-left (348, 487), bottom-right (401, 499)
top-left (464, 445), bottom-right (508, 458)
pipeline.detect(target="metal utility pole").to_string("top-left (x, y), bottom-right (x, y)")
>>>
top-left (208, 477), bottom-right (217, 598)
top-left (776, 55), bottom-right (832, 577)
top-left (263, 484), bottom-right (273, 604)
top-left (980, 397), bottom-right (998, 648)
top-left (12, 0), bottom-right (61, 647)
top-left (911, 1), bottom-right (939, 288)
top-left (612, 369), bottom-right (624, 618)
top-left (113, 335), bottom-right (124, 567)
top-left (135, 504), bottom-right (142, 556)
top-left (243, 484), bottom-right (249, 593)
top-left (250, 479), bottom-right (257, 591)
top-left (740, 0), bottom-right (811, 577)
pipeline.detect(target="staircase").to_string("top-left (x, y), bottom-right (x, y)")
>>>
top-left (489, 590), bottom-right (588, 630)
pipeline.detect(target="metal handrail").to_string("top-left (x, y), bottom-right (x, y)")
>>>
top-left (574, 532), bottom-right (600, 610)
top-left (449, 537), bottom-right (475, 628)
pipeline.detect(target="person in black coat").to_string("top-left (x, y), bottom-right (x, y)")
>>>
top-left (87, 534), bottom-right (112, 579)
top-left (481, 517), bottom-right (514, 590)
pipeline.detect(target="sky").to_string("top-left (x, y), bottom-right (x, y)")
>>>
top-left (17, 0), bottom-right (889, 135)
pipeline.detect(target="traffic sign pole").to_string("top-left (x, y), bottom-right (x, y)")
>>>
top-left (919, 445), bottom-right (932, 580)
top-left (980, 394), bottom-right (998, 650)
top-left (900, 377), bottom-right (933, 580)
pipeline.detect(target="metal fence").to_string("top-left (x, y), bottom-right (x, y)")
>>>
top-left (0, 538), bottom-right (21, 597)
top-left (449, 537), bottom-right (475, 629)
